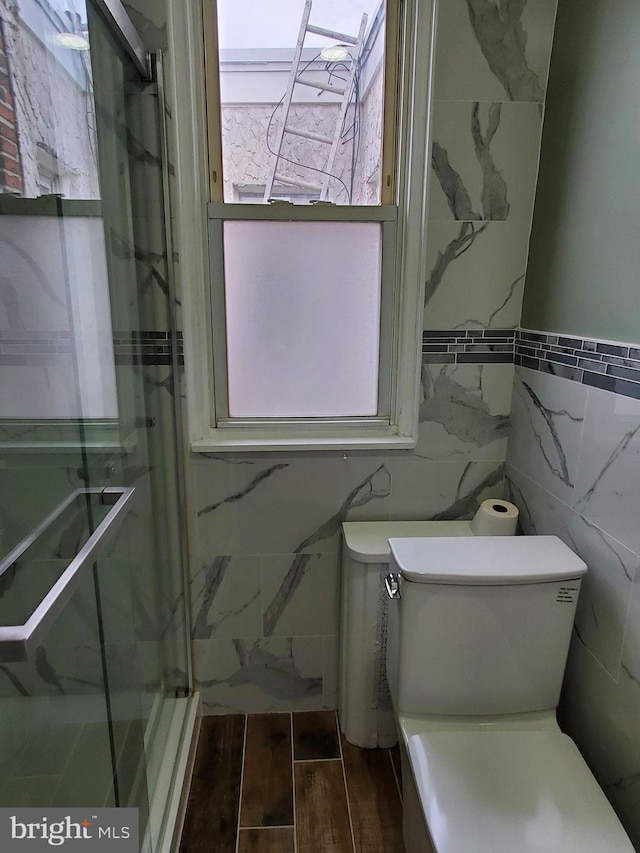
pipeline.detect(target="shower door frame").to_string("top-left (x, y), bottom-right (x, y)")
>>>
top-left (92, 0), bottom-right (153, 80)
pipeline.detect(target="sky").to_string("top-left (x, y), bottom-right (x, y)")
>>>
top-left (217, 0), bottom-right (382, 49)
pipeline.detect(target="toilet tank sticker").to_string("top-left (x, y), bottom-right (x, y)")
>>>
top-left (556, 585), bottom-right (579, 604)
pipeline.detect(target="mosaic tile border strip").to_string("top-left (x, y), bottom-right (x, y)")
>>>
top-left (422, 329), bottom-right (515, 364)
top-left (112, 331), bottom-right (184, 366)
top-left (0, 330), bottom-right (184, 366)
top-left (516, 330), bottom-right (640, 401)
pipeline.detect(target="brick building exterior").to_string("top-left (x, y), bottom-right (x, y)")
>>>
top-left (0, 15), bottom-right (23, 195)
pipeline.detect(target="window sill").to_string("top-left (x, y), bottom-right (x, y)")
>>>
top-left (191, 429), bottom-right (417, 453)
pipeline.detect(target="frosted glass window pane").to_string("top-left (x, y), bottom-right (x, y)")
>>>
top-left (223, 221), bottom-right (381, 417)
top-left (0, 215), bottom-right (117, 419)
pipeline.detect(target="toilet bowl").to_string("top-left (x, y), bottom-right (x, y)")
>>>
top-left (384, 535), bottom-right (634, 853)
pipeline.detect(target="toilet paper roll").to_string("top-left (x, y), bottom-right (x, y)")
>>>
top-left (471, 499), bottom-right (519, 536)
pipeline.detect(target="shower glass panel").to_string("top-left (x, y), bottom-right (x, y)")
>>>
top-left (0, 0), bottom-right (189, 848)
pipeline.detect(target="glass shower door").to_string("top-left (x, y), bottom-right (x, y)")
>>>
top-left (0, 488), bottom-right (131, 810)
top-left (0, 0), bottom-right (190, 847)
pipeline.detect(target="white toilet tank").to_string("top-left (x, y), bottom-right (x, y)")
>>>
top-left (387, 536), bottom-right (587, 716)
top-left (339, 520), bottom-right (475, 747)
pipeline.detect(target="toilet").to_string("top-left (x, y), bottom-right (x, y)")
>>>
top-left (384, 534), bottom-right (634, 853)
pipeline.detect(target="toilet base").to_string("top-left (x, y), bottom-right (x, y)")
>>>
top-left (396, 711), bottom-right (634, 853)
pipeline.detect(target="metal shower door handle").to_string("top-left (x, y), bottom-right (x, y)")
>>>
top-left (0, 486), bottom-right (135, 662)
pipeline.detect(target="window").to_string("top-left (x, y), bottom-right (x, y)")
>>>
top-left (168, 0), bottom-right (434, 450)
top-left (36, 145), bottom-right (62, 196)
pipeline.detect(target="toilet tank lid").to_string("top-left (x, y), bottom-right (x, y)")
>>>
top-left (389, 535), bottom-right (587, 584)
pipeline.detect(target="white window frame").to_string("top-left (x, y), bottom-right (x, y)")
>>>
top-left (232, 185), bottom-right (320, 204)
top-left (167, 0), bottom-right (436, 452)
top-left (208, 203), bottom-right (396, 425)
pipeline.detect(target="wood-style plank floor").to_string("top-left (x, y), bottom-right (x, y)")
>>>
top-left (180, 710), bottom-right (405, 853)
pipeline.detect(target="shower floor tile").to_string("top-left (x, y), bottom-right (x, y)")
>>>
top-left (179, 710), bottom-right (404, 853)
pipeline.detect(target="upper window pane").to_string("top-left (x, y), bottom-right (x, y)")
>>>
top-left (215, 0), bottom-right (387, 204)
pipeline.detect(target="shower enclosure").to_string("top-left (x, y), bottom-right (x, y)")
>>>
top-left (0, 0), bottom-right (194, 849)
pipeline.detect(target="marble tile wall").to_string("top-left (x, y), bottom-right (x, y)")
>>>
top-left (425, 0), bottom-right (557, 336)
top-left (189, 452), bottom-right (506, 713)
top-left (506, 365), bottom-right (640, 845)
top-left (187, 0), bottom-right (560, 713)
